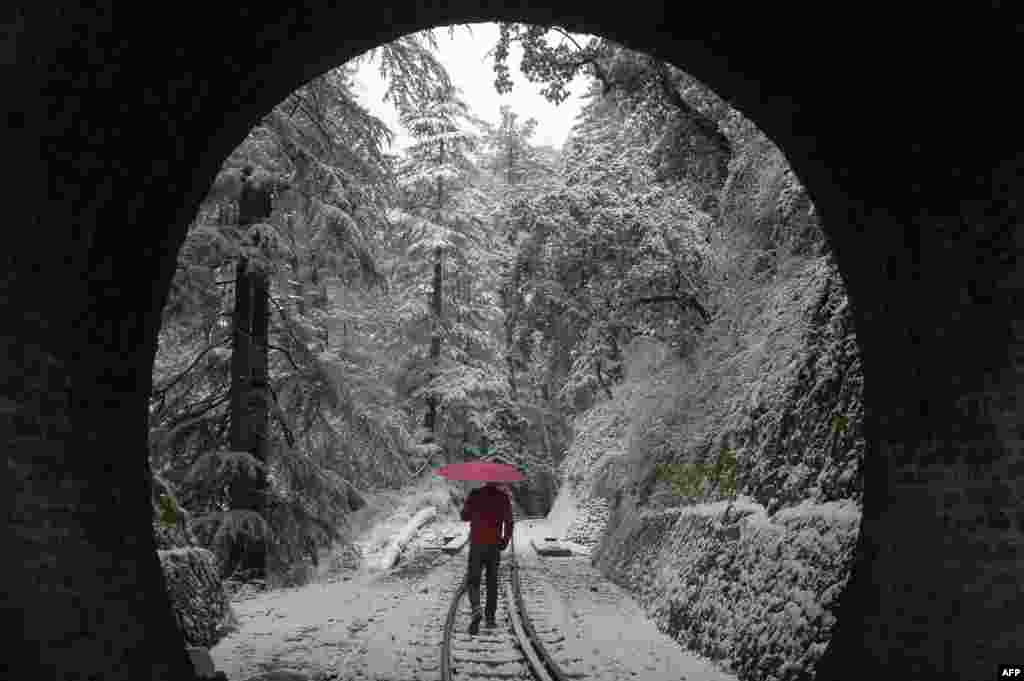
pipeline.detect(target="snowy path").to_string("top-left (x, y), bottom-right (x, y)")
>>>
top-left (211, 519), bottom-right (738, 681)
top-left (514, 520), bottom-right (737, 681)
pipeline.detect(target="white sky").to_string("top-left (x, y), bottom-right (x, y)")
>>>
top-left (349, 22), bottom-right (593, 152)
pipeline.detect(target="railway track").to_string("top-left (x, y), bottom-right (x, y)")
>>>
top-left (439, 515), bottom-right (583, 681)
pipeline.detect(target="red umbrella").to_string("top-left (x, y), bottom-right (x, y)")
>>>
top-left (435, 460), bottom-right (525, 482)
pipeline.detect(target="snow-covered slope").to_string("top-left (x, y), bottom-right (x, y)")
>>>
top-left (550, 254), bottom-right (864, 681)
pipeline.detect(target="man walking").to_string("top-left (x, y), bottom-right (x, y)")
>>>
top-left (460, 481), bottom-right (514, 635)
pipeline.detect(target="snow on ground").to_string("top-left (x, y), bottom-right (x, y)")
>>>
top-left (211, 475), bottom-right (466, 680)
top-left (212, 568), bottom-right (390, 680)
top-left (543, 484), bottom-right (581, 541)
top-left (212, 521), bottom-right (469, 680)
top-left (515, 518), bottom-right (738, 681)
top-left (212, 503), bottom-right (737, 681)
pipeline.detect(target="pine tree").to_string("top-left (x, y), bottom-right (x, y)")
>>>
top-left (387, 86), bottom-right (505, 463)
top-left (152, 48), bottom-right (449, 580)
top-left (480, 105), bottom-right (550, 187)
top-left (223, 167), bottom-right (280, 576)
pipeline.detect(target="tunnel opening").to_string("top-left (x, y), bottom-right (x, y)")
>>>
top-left (8, 5), bottom-right (1023, 681)
top-left (151, 20), bottom-right (862, 679)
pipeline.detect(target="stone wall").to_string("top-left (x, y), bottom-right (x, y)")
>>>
top-left (563, 498), bottom-right (610, 547)
top-left (730, 262), bottom-right (864, 511)
top-left (159, 547), bottom-right (236, 648)
top-left (586, 255), bottom-right (864, 679)
top-left (152, 471), bottom-right (197, 550)
top-left (596, 499), bottom-right (858, 680)
top-left (152, 471), bottom-right (236, 649)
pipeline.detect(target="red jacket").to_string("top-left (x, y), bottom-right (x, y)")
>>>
top-left (461, 485), bottom-right (513, 545)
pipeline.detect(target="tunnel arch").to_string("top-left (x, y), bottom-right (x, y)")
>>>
top-left (7, 4), bottom-right (1022, 681)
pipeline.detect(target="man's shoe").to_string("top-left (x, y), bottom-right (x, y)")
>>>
top-left (468, 610), bottom-right (482, 635)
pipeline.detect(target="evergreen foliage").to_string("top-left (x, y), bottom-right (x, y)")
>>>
top-left (152, 38), bottom-right (450, 580)
top-left (150, 23), bottom-right (793, 583)
top-left (385, 84), bottom-right (508, 462)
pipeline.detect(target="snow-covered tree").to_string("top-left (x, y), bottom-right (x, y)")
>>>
top-left (153, 41), bottom-right (452, 580)
top-left (386, 85), bottom-right (505, 462)
top-left (499, 73), bottom-right (715, 418)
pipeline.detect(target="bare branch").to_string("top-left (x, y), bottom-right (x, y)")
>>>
top-left (269, 295), bottom-right (315, 359)
top-left (161, 391), bottom-right (230, 434)
top-left (268, 343), bottom-right (303, 372)
top-left (549, 26), bottom-right (585, 52)
top-left (411, 461), bottom-right (431, 479)
top-left (286, 93), bottom-right (304, 118)
top-left (634, 293), bottom-right (711, 323)
top-left (300, 101), bottom-right (336, 147)
top-left (544, 27), bottom-right (612, 94)
top-left (153, 337), bottom-right (231, 399)
top-left (267, 383), bottom-right (297, 448)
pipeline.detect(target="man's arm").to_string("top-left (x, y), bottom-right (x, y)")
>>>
top-left (460, 490), bottom-right (476, 522)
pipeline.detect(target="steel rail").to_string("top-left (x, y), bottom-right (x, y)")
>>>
top-left (509, 533), bottom-right (571, 681)
top-left (439, 575), bottom-right (465, 681)
top-left (440, 529), bottom-right (572, 681)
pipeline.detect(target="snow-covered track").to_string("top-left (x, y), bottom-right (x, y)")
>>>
top-left (440, 534), bottom-right (574, 681)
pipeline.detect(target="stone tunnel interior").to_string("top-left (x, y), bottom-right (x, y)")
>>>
top-left (6, 3), bottom-right (1023, 680)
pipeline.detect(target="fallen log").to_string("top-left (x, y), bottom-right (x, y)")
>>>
top-left (441, 529), bottom-right (469, 555)
top-left (531, 538), bottom-right (573, 556)
top-left (378, 506), bottom-right (437, 570)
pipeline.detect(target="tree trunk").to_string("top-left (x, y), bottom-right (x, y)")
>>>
top-left (507, 142), bottom-right (515, 185)
top-left (229, 258), bottom-right (252, 450)
top-left (504, 255), bottom-right (522, 399)
top-left (594, 358), bottom-right (614, 400)
top-left (425, 246), bottom-right (443, 434)
top-left (426, 139), bottom-right (446, 437)
top-left (507, 355), bottom-right (518, 397)
top-left (227, 258), bottom-right (271, 577)
top-left (539, 403), bottom-right (553, 464)
top-left (227, 175), bottom-right (275, 577)
top-left (291, 253), bottom-right (305, 317)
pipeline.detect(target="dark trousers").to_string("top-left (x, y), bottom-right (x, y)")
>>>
top-left (466, 543), bottom-right (501, 619)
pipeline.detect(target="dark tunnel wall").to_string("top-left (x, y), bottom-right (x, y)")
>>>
top-left (5, 3), bottom-right (1023, 679)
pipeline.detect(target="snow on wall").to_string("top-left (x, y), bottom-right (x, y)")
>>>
top-left (565, 253), bottom-right (865, 681)
top-left (595, 498), bottom-right (860, 681)
top-left (159, 547), bottom-right (236, 648)
top-left (563, 497), bottom-right (610, 547)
